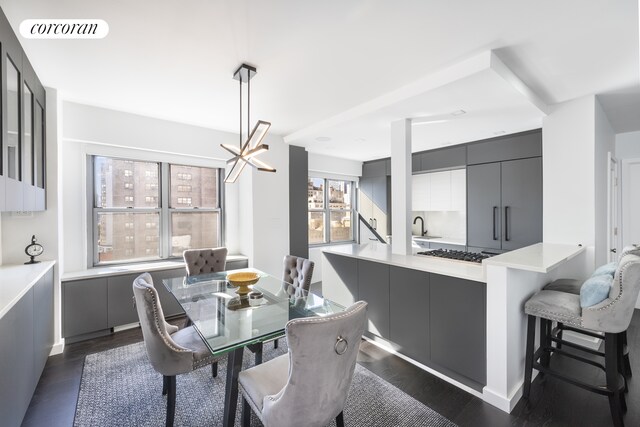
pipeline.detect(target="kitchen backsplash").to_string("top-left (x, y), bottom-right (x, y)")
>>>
top-left (412, 211), bottom-right (466, 240)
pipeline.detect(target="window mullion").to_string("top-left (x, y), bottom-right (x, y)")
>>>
top-left (324, 178), bottom-right (330, 244)
top-left (161, 162), bottom-right (170, 259)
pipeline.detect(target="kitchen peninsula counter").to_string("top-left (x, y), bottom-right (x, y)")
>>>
top-left (322, 242), bottom-right (587, 413)
top-left (323, 243), bottom-right (484, 282)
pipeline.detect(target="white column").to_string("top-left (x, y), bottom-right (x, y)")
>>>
top-left (390, 119), bottom-right (411, 255)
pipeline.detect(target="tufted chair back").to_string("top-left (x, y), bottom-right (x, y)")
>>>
top-left (183, 247), bottom-right (228, 276)
top-left (281, 255), bottom-right (314, 296)
top-left (582, 253), bottom-right (640, 333)
top-left (133, 273), bottom-right (193, 376)
top-left (261, 301), bottom-right (367, 427)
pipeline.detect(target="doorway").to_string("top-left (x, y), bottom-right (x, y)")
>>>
top-left (621, 156), bottom-right (640, 307)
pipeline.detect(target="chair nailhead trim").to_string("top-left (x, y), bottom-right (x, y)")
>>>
top-left (146, 288), bottom-right (190, 354)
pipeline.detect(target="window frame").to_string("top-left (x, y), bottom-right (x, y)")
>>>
top-left (88, 155), bottom-right (223, 267)
top-left (308, 177), bottom-right (356, 247)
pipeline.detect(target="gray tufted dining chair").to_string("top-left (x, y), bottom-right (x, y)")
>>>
top-left (133, 273), bottom-right (222, 427)
top-left (281, 254), bottom-right (315, 295)
top-left (238, 301), bottom-right (367, 427)
top-left (271, 255), bottom-right (315, 350)
top-left (183, 247), bottom-right (228, 276)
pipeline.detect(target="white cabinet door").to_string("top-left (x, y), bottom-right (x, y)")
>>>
top-left (429, 171), bottom-right (451, 211)
top-left (411, 174), bottom-right (430, 211)
top-left (450, 169), bottom-right (466, 212)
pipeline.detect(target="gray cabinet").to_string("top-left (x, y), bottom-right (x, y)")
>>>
top-left (322, 253), bottom-right (358, 307)
top-left (358, 259), bottom-right (390, 338)
top-left (0, 266), bottom-right (54, 427)
top-left (466, 129), bottom-right (541, 165)
top-left (501, 157), bottom-right (543, 251)
top-left (360, 175), bottom-right (391, 238)
top-left (63, 278), bottom-right (108, 338)
top-left (0, 8), bottom-right (46, 212)
top-left (467, 162), bottom-right (502, 250)
top-left (467, 157), bottom-right (542, 251)
top-left (414, 145), bottom-right (466, 173)
top-left (33, 269), bottom-right (54, 381)
top-left (362, 158), bottom-right (390, 177)
top-left (389, 266), bottom-right (429, 364)
top-left (63, 262), bottom-right (247, 341)
top-left (0, 288), bottom-right (34, 427)
top-left (323, 253), bottom-right (487, 389)
top-left (107, 274), bottom-right (139, 327)
top-left (430, 274), bottom-right (486, 387)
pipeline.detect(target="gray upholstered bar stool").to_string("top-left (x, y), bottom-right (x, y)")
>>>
top-left (523, 253), bottom-right (640, 427)
top-left (543, 245), bottom-right (640, 379)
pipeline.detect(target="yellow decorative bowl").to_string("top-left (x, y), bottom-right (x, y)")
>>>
top-left (227, 272), bottom-right (259, 296)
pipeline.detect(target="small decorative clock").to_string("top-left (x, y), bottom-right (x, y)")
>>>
top-left (25, 235), bottom-right (44, 264)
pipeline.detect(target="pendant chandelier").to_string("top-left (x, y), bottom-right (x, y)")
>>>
top-left (221, 63), bottom-right (276, 183)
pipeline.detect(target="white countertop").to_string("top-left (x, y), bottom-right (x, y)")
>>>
top-left (323, 243), bottom-right (485, 282)
top-left (0, 261), bottom-right (56, 319)
top-left (412, 236), bottom-right (466, 246)
top-left (483, 243), bottom-right (585, 273)
top-left (62, 255), bottom-right (249, 281)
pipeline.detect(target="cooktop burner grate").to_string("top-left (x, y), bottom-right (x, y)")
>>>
top-left (417, 249), bottom-right (493, 264)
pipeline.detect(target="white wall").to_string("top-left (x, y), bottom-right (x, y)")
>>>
top-left (308, 152), bottom-right (362, 178)
top-left (542, 95), bottom-right (596, 273)
top-left (247, 133), bottom-right (290, 277)
top-left (594, 97), bottom-right (616, 265)
top-left (308, 152), bottom-right (363, 283)
top-left (616, 130), bottom-right (640, 158)
top-left (61, 102), bottom-right (234, 273)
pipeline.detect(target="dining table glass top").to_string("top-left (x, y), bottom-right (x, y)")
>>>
top-left (163, 269), bottom-right (344, 356)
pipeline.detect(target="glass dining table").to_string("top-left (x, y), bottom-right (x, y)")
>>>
top-left (163, 269), bottom-right (344, 427)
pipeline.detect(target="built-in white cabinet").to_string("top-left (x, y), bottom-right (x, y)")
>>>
top-left (412, 168), bottom-right (465, 212)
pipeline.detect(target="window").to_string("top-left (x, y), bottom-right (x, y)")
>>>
top-left (169, 165), bottom-right (219, 257)
top-left (308, 177), bottom-right (354, 245)
top-left (92, 156), bottom-right (222, 265)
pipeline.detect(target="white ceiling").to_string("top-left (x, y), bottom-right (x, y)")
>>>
top-left (0, 0), bottom-right (638, 160)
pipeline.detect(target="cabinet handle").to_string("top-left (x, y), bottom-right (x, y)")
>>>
top-left (373, 218), bottom-right (377, 230)
top-left (504, 206), bottom-right (510, 242)
top-left (493, 206), bottom-right (498, 240)
top-left (369, 218), bottom-right (373, 227)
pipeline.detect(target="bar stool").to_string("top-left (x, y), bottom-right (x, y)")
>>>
top-left (523, 253), bottom-right (640, 427)
top-left (543, 245), bottom-right (640, 380)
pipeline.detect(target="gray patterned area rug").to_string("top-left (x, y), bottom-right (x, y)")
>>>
top-left (75, 341), bottom-right (456, 427)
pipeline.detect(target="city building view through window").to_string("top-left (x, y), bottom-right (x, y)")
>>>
top-left (308, 177), bottom-right (353, 244)
top-left (93, 156), bottom-right (220, 264)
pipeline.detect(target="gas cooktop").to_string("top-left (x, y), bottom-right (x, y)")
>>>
top-left (417, 249), bottom-right (494, 264)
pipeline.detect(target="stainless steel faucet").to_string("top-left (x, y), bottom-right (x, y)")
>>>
top-left (413, 216), bottom-right (427, 236)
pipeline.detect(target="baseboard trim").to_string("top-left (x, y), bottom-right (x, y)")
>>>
top-left (50, 339), bottom-right (65, 356)
top-left (113, 322), bottom-right (140, 333)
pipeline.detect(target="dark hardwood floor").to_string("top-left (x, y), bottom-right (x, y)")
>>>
top-left (22, 311), bottom-right (640, 427)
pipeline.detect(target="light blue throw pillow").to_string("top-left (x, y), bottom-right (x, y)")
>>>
top-left (591, 262), bottom-right (616, 278)
top-left (580, 274), bottom-right (613, 308)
